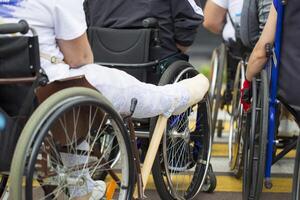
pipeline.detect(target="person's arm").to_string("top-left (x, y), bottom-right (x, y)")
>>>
top-left (246, 4), bottom-right (277, 81)
top-left (57, 33), bottom-right (94, 68)
top-left (203, 0), bottom-right (227, 34)
top-left (171, 0), bottom-right (204, 52)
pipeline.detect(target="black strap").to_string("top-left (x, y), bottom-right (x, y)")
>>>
top-left (227, 12), bottom-right (239, 34)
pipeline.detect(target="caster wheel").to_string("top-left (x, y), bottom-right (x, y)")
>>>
top-left (264, 179), bottom-right (273, 189)
top-left (201, 164), bottom-right (217, 193)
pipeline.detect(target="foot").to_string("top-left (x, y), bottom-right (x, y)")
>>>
top-left (173, 74), bottom-right (209, 115)
top-left (89, 181), bottom-right (106, 200)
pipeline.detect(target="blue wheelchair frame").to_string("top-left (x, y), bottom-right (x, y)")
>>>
top-left (265, 0), bottom-right (285, 185)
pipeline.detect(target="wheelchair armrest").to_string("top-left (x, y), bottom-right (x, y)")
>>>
top-left (95, 60), bottom-right (159, 69)
top-left (36, 76), bottom-right (96, 103)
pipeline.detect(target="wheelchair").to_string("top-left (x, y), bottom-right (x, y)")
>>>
top-left (209, 39), bottom-right (245, 139)
top-left (87, 15), bottom-right (216, 198)
top-left (241, 1), bottom-right (300, 199)
top-left (0, 20), bottom-right (213, 200)
top-left (209, 38), bottom-right (249, 179)
top-left (0, 21), bottom-right (135, 199)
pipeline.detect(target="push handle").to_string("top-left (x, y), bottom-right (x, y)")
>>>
top-left (0, 20), bottom-right (29, 35)
top-left (143, 17), bottom-right (161, 52)
top-left (142, 18), bottom-right (158, 28)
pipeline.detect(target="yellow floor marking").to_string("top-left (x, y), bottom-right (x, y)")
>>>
top-left (222, 121), bottom-right (230, 133)
top-left (212, 143), bottom-right (229, 157)
top-left (146, 175), bottom-right (292, 193)
top-left (214, 175), bottom-right (242, 192)
top-left (278, 148), bottom-right (296, 158)
top-left (215, 176), bottom-right (292, 193)
top-left (212, 143), bottom-right (296, 158)
top-left (27, 174), bottom-right (292, 193)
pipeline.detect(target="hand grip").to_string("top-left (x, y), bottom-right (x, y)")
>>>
top-left (0, 20), bottom-right (29, 35)
top-left (142, 18), bottom-right (158, 28)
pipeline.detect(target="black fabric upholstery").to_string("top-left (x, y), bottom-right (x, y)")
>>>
top-left (0, 36), bottom-right (35, 78)
top-left (88, 27), bottom-right (151, 63)
top-left (0, 83), bottom-right (35, 171)
top-left (278, 0), bottom-right (300, 123)
top-left (240, 0), bottom-right (272, 49)
top-left (88, 27), bottom-right (155, 82)
top-left (0, 107), bottom-right (28, 171)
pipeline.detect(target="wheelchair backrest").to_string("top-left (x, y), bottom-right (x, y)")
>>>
top-left (240, 0), bottom-right (272, 49)
top-left (0, 35), bottom-right (40, 116)
top-left (0, 36), bottom-right (39, 78)
top-left (88, 27), bottom-right (152, 63)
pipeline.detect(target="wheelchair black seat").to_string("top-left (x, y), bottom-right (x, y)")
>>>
top-left (88, 27), bottom-right (152, 64)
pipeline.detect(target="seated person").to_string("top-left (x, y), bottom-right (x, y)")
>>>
top-left (241, 0), bottom-right (300, 126)
top-left (241, 0), bottom-right (298, 135)
top-left (203, 0), bottom-right (244, 102)
top-left (0, 0), bottom-right (209, 199)
top-left (84, 0), bottom-right (204, 60)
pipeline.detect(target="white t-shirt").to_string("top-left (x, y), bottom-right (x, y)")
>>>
top-left (0, 0), bottom-right (87, 80)
top-left (212, 0), bottom-right (243, 41)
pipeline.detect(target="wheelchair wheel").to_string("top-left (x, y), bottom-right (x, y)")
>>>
top-left (10, 87), bottom-right (134, 200)
top-left (243, 70), bottom-right (269, 200)
top-left (292, 136), bottom-right (300, 200)
top-left (229, 61), bottom-right (245, 178)
top-left (151, 61), bottom-right (212, 200)
top-left (210, 44), bottom-right (226, 137)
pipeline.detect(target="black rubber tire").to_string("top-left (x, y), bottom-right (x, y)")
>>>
top-left (229, 61), bottom-right (244, 179)
top-left (243, 70), bottom-right (269, 200)
top-left (10, 87), bottom-right (134, 200)
top-left (201, 164), bottom-right (217, 193)
top-left (151, 61), bottom-right (212, 200)
top-left (292, 136), bottom-right (300, 200)
top-left (232, 119), bottom-right (245, 179)
top-left (242, 111), bottom-right (252, 200)
top-left (0, 175), bottom-right (8, 198)
top-left (210, 44), bottom-right (226, 138)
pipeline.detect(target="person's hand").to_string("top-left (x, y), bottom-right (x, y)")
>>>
top-left (240, 79), bottom-right (252, 112)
